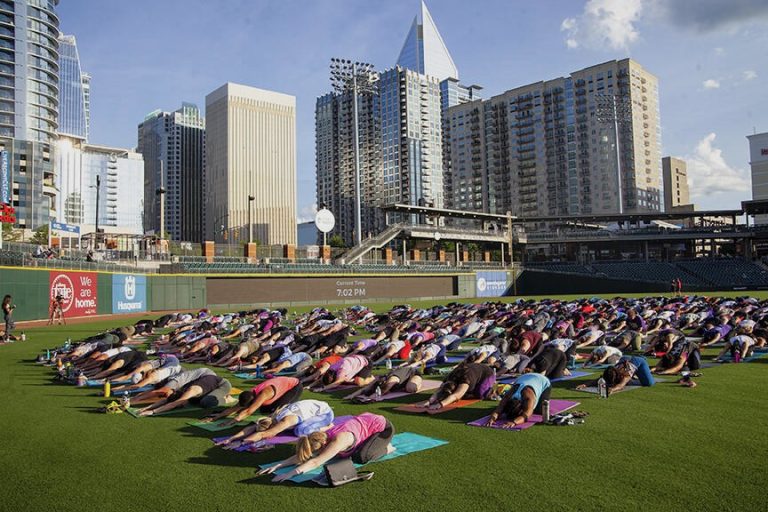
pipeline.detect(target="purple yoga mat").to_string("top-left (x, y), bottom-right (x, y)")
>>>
top-left (467, 399), bottom-right (580, 431)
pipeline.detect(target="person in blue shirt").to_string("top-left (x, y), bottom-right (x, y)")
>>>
top-left (485, 373), bottom-right (551, 428)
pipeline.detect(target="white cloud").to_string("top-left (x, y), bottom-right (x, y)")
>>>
top-left (297, 202), bottom-right (317, 223)
top-left (743, 70), bottom-right (758, 80)
top-left (702, 79), bottom-right (720, 89)
top-left (713, 47), bottom-right (725, 56)
top-left (686, 133), bottom-right (750, 200)
top-left (560, 0), bottom-right (644, 50)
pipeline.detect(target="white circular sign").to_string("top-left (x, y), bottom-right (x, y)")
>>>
top-left (434, 231), bottom-right (441, 241)
top-left (315, 209), bottom-right (336, 233)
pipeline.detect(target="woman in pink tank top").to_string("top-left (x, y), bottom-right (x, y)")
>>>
top-left (258, 413), bottom-right (395, 483)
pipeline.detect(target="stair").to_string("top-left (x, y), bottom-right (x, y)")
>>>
top-left (337, 223), bottom-right (407, 264)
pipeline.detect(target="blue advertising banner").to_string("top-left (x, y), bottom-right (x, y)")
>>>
top-left (112, 274), bottom-right (147, 313)
top-left (51, 221), bottom-right (80, 234)
top-left (475, 271), bottom-right (508, 297)
top-left (1, 150), bottom-right (9, 204)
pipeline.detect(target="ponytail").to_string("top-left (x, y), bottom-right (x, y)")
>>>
top-left (296, 431), bottom-right (328, 463)
top-left (257, 417), bottom-right (274, 431)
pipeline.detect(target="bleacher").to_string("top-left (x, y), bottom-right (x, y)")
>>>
top-left (676, 259), bottom-right (768, 288)
top-left (526, 262), bottom-right (596, 275)
top-left (590, 261), bottom-right (709, 287)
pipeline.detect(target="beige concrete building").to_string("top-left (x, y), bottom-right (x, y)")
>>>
top-left (748, 131), bottom-right (768, 225)
top-left (205, 83), bottom-right (297, 245)
top-left (662, 156), bottom-right (691, 211)
top-left (444, 58), bottom-right (662, 217)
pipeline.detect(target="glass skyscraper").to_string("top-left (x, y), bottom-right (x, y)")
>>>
top-left (57, 34), bottom-right (89, 141)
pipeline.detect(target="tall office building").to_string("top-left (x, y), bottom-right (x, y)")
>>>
top-left (55, 139), bottom-right (144, 234)
top-left (57, 34), bottom-right (88, 141)
top-left (0, 0), bottom-right (60, 229)
top-left (445, 59), bottom-right (662, 217)
top-left (205, 83), bottom-right (297, 245)
top-left (662, 156), bottom-right (691, 211)
top-left (137, 103), bottom-right (205, 242)
top-left (396, 1), bottom-right (458, 82)
top-left (748, 131), bottom-right (768, 225)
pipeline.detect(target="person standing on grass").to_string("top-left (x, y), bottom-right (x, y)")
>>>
top-left (47, 293), bottom-right (65, 326)
top-left (2, 295), bottom-right (16, 342)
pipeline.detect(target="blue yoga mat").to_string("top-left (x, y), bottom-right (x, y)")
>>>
top-left (112, 385), bottom-right (155, 395)
top-left (260, 432), bottom-right (448, 483)
top-left (86, 378), bottom-right (131, 388)
top-left (499, 370), bottom-right (591, 384)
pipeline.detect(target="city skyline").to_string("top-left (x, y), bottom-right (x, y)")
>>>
top-left (58, 0), bottom-right (768, 220)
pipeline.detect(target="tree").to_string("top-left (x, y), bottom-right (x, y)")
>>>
top-left (328, 234), bottom-right (346, 248)
top-left (30, 224), bottom-right (49, 245)
top-left (2, 222), bottom-right (21, 242)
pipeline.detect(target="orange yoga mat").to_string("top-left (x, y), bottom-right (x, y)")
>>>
top-left (394, 399), bottom-right (481, 415)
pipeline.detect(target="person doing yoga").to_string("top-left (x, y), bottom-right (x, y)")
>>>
top-left (204, 376), bottom-right (303, 427)
top-left (576, 355), bottom-right (655, 395)
top-left (257, 412), bottom-right (395, 483)
top-left (485, 373), bottom-right (552, 428)
top-left (416, 363), bottom-right (496, 411)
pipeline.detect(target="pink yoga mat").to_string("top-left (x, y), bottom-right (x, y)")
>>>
top-left (467, 399), bottom-right (580, 431)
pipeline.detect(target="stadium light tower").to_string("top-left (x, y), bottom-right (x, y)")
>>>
top-left (330, 58), bottom-right (379, 247)
top-left (595, 94), bottom-right (632, 214)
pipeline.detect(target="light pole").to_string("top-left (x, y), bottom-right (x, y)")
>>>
top-left (595, 93), bottom-right (632, 214)
top-left (92, 175), bottom-right (100, 249)
top-left (247, 195), bottom-right (255, 243)
top-left (330, 58), bottom-right (378, 248)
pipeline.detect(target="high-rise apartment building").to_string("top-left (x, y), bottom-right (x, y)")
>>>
top-left (662, 156), bottom-right (691, 211)
top-left (205, 83), bottom-right (297, 245)
top-left (0, 0), bottom-right (60, 229)
top-left (55, 139), bottom-right (144, 234)
top-left (316, 2), bottom-right (465, 246)
top-left (445, 59), bottom-right (662, 217)
top-left (57, 34), bottom-right (88, 141)
top-left (137, 103), bottom-right (205, 241)
top-left (316, 88), bottom-right (382, 245)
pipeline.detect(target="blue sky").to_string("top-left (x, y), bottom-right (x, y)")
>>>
top-left (58, 0), bottom-right (768, 219)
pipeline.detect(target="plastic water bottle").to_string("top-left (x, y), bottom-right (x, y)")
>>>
top-left (20, 332), bottom-right (26, 341)
top-left (76, 371), bottom-right (87, 387)
top-left (121, 392), bottom-right (131, 409)
top-left (597, 377), bottom-right (608, 399)
top-left (542, 399), bottom-right (551, 422)
top-left (374, 385), bottom-right (382, 401)
top-left (46, 349), bottom-right (50, 360)
top-left (385, 358), bottom-right (392, 370)
top-left (103, 380), bottom-right (111, 398)
top-left (65, 337), bottom-right (72, 349)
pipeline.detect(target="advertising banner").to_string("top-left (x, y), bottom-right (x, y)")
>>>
top-left (112, 274), bottom-right (147, 313)
top-left (49, 271), bottom-right (98, 317)
top-left (475, 271), bottom-right (508, 297)
top-left (1, 150), bottom-right (9, 204)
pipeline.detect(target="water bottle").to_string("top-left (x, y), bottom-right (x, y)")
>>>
top-left (20, 332), bottom-right (26, 341)
top-left (597, 377), bottom-right (608, 399)
top-left (65, 337), bottom-right (72, 349)
top-left (103, 380), bottom-right (111, 398)
top-left (76, 372), bottom-right (87, 387)
top-left (121, 392), bottom-right (131, 409)
top-left (568, 354), bottom-right (576, 369)
top-left (374, 385), bottom-right (382, 401)
top-left (542, 399), bottom-right (551, 422)
top-left (385, 358), bottom-right (392, 370)
top-left (734, 351), bottom-right (741, 363)
top-left (46, 349), bottom-right (50, 360)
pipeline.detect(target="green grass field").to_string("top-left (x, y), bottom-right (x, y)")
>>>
top-left (1, 293), bottom-right (766, 511)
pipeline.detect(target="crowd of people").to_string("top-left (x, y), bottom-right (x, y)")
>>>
top-left (37, 294), bottom-right (767, 482)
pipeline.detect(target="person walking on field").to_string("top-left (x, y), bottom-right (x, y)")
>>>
top-left (47, 293), bottom-right (65, 326)
top-left (677, 278), bottom-right (683, 296)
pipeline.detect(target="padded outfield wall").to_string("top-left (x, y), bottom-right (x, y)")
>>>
top-left (0, 266), bottom-right (494, 321)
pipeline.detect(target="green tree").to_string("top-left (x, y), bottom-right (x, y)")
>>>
top-left (2, 222), bottom-right (21, 242)
top-left (30, 224), bottom-right (49, 245)
top-left (328, 234), bottom-right (346, 248)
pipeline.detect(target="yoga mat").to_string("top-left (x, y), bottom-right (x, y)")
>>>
top-left (343, 379), bottom-right (442, 401)
top-left (126, 405), bottom-right (205, 418)
top-left (233, 372), bottom-right (259, 380)
top-left (188, 415), bottom-right (264, 432)
top-left (86, 378), bottom-right (131, 388)
top-left (260, 433), bottom-right (448, 484)
top-left (111, 385), bottom-right (155, 395)
top-left (394, 398), bottom-right (480, 415)
top-left (575, 385), bottom-right (642, 395)
top-left (212, 416), bottom-right (354, 450)
top-left (230, 387), bottom-right (244, 396)
top-left (467, 399), bottom-right (580, 431)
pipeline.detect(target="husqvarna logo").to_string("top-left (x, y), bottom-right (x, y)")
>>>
top-left (477, 277), bottom-right (487, 292)
top-left (124, 276), bottom-right (136, 300)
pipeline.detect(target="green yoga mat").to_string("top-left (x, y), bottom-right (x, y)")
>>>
top-left (260, 432), bottom-right (448, 483)
top-left (126, 405), bottom-right (206, 418)
top-left (187, 416), bottom-right (264, 432)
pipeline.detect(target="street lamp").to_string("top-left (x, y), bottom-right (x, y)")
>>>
top-left (247, 195), bottom-right (255, 243)
top-left (156, 186), bottom-right (166, 239)
top-left (89, 175), bottom-right (100, 249)
top-left (330, 57), bottom-right (379, 247)
top-left (595, 93), bottom-right (632, 214)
